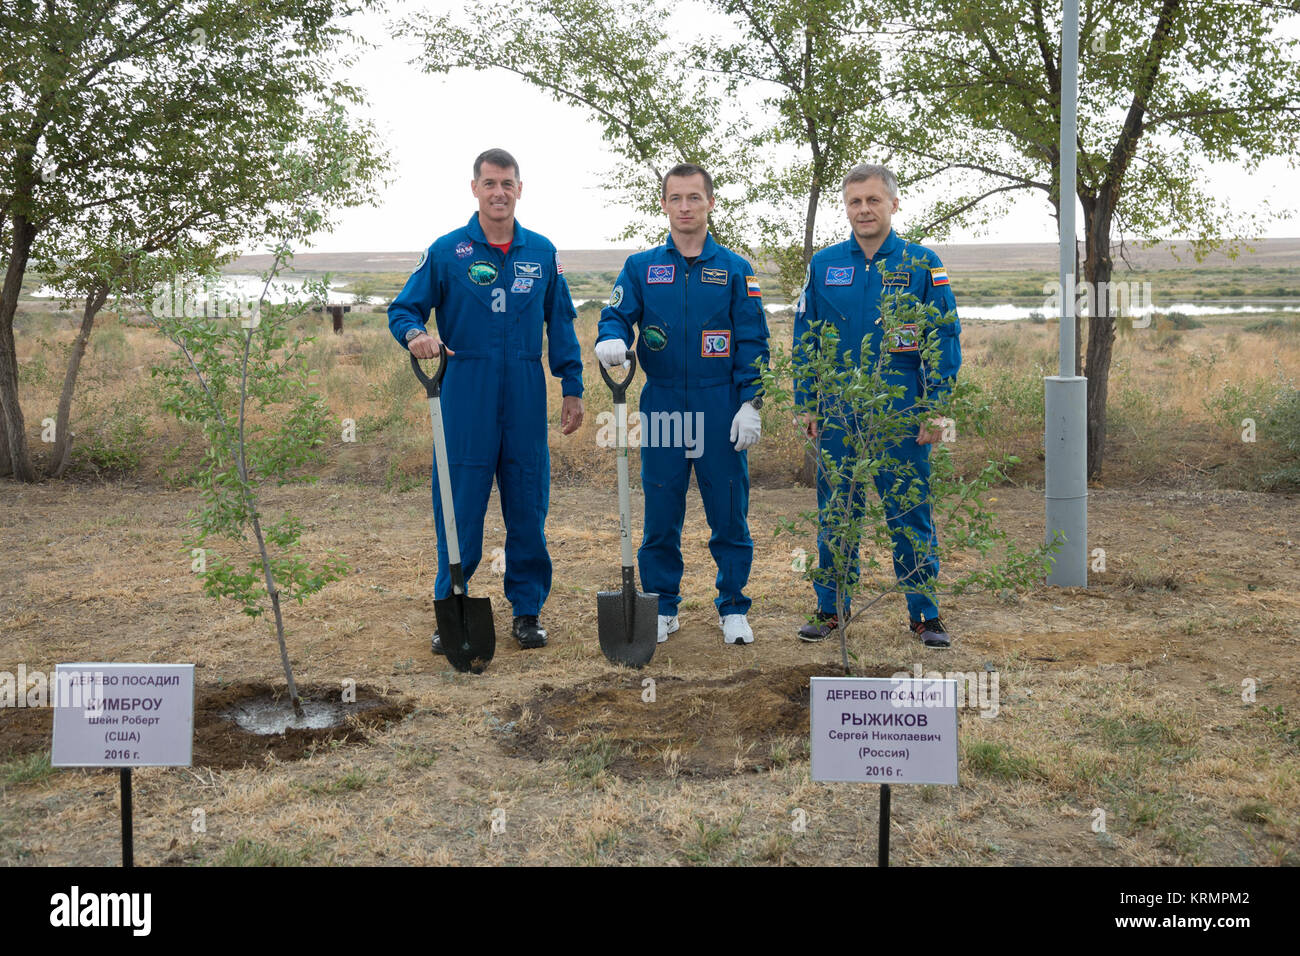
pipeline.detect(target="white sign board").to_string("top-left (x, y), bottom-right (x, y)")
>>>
top-left (810, 676), bottom-right (959, 785)
top-left (51, 663), bottom-right (195, 768)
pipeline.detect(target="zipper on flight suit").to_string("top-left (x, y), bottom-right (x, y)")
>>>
top-left (491, 241), bottom-right (509, 423)
top-left (682, 256), bottom-right (692, 394)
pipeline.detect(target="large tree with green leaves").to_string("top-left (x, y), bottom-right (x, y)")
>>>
top-left (880, 0), bottom-right (1300, 477)
top-left (406, 0), bottom-right (902, 295)
top-left (405, 0), bottom-right (744, 246)
top-left (408, 0), bottom-right (1300, 482)
top-left (694, 0), bottom-right (890, 293)
top-left (0, 0), bottom-right (384, 481)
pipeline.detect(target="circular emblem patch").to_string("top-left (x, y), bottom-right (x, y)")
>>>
top-left (642, 325), bottom-right (667, 351)
top-left (610, 284), bottom-right (624, 308)
top-left (467, 260), bottom-right (498, 285)
top-left (412, 249), bottom-right (427, 273)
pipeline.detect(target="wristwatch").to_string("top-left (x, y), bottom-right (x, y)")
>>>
top-left (404, 327), bottom-right (427, 343)
top-left (748, 394), bottom-right (764, 410)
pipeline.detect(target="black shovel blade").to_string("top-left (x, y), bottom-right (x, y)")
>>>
top-left (435, 594), bottom-right (496, 674)
top-left (596, 589), bottom-right (659, 668)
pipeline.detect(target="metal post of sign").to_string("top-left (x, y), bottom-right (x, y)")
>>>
top-left (120, 768), bottom-right (134, 868)
top-left (878, 784), bottom-right (891, 867)
top-left (1045, 0), bottom-right (1088, 587)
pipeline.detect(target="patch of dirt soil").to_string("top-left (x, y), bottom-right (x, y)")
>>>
top-left (506, 662), bottom-right (902, 779)
top-left (0, 683), bottom-right (411, 771)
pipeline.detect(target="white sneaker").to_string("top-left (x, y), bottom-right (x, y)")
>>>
top-left (720, 614), bottom-right (753, 645)
top-left (657, 614), bottom-right (679, 643)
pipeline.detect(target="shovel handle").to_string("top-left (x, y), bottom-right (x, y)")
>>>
top-left (410, 344), bottom-right (449, 397)
top-left (598, 350), bottom-right (638, 402)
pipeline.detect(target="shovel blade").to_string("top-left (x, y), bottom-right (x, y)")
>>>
top-left (435, 594), bottom-right (496, 674)
top-left (596, 589), bottom-right (659, 668)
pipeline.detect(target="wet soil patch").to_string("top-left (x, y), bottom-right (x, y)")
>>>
top-left (196, 683), bottom-right (411, 769)
top-left (1, 683), bottom-right (412, 771)
top-left (504, 662), bottom-right (901, 779)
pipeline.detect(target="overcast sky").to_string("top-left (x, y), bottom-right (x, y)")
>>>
top-left (301, 0), bottom-right (1300, 254)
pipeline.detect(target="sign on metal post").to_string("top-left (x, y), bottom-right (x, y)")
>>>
top-left (52, 663), bottom-right (195, 868)
top-left (52, 663), bottom-right (195, 767)
top-left (811, 676), bottom-right (960, 865)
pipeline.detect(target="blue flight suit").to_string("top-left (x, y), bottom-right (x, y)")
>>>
top-left (793, 228), bottom-right (962, 622)
top-left (388, 214), bottom-right (583, 616)
top-left (597, 232), bottom-right (770, 618)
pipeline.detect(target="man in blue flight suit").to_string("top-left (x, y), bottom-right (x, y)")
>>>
top-left (389, 148), bottom-right (585, 654)
top-left (793, 163), bottom-right (962, 648)
top-left (595, 163), bottom-right (769, 646)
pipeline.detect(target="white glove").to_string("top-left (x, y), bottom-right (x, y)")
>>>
top-left (730, 401), bottom-right (762, 451)
top-left (595, 338), bottom-right (630, 369)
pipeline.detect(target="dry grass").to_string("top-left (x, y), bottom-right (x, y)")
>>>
top-left (10, 302), bottom-right (1300, 490)
top-left (1, 477), bottom-right (1298, 866)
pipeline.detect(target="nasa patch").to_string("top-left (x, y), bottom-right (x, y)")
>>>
top-left (454, 241), bottom-right (473, 259)
top-left (825, 266), bottom-right (854, 286)
top-left (701, 330), bottom-right (731, 357)
top-left (647, 264), bottom-right (675, 284)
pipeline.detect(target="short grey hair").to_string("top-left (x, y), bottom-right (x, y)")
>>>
top-left (841, 163), bottom-right (898, 199)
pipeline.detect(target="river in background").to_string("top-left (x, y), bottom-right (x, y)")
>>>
top-left (33, 275), bottom-right (1300, 320)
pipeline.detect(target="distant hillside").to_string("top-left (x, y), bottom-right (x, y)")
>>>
top-left (225, 238), bottom-right (1300, 275)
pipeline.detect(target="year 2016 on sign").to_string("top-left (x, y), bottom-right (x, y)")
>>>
top-left (810, 676), bottom-right (959, 785)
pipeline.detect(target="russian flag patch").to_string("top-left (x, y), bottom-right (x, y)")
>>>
top-left (930, 267), bottom-right (950, 286)
top-left (746, 275), bottom-right (762, 297)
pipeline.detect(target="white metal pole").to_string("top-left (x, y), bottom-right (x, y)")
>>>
top-left (1045, 0), bottom-right (1088, 587)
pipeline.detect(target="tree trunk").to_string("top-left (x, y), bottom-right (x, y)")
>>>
top-left (50, 284), bottom-right (109, 478)
top-left (0, 214), bottom-right (38, 482)
top-left (1083, 203), bottom-right (1116, 478)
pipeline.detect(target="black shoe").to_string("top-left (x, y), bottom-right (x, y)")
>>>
top-left (910, 617), bottom-right (951, 648)
top-left (512, 615), bottom-right (547, 649)
top-left (798, 610), bottom-right (838, 642)
top-left (431, 631), bottom-right (444, 656)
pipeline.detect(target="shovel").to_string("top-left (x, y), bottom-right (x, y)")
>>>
top-left (597, 349), bottom-right (658, 667)
top-left (412, 348), bottom-right (495, 674)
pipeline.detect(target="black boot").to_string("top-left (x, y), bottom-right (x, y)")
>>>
top-left (512, 615), bottom-right (547, 649)
top-left (910, 617), bottom-right (952, 648)
top-left (798, 610), bottom-right (838, 643)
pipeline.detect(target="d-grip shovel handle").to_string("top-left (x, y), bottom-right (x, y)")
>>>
top-left (410, 343), bottom-right (449, 397)
top-left (598, 350), bottom-right (638, 401)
